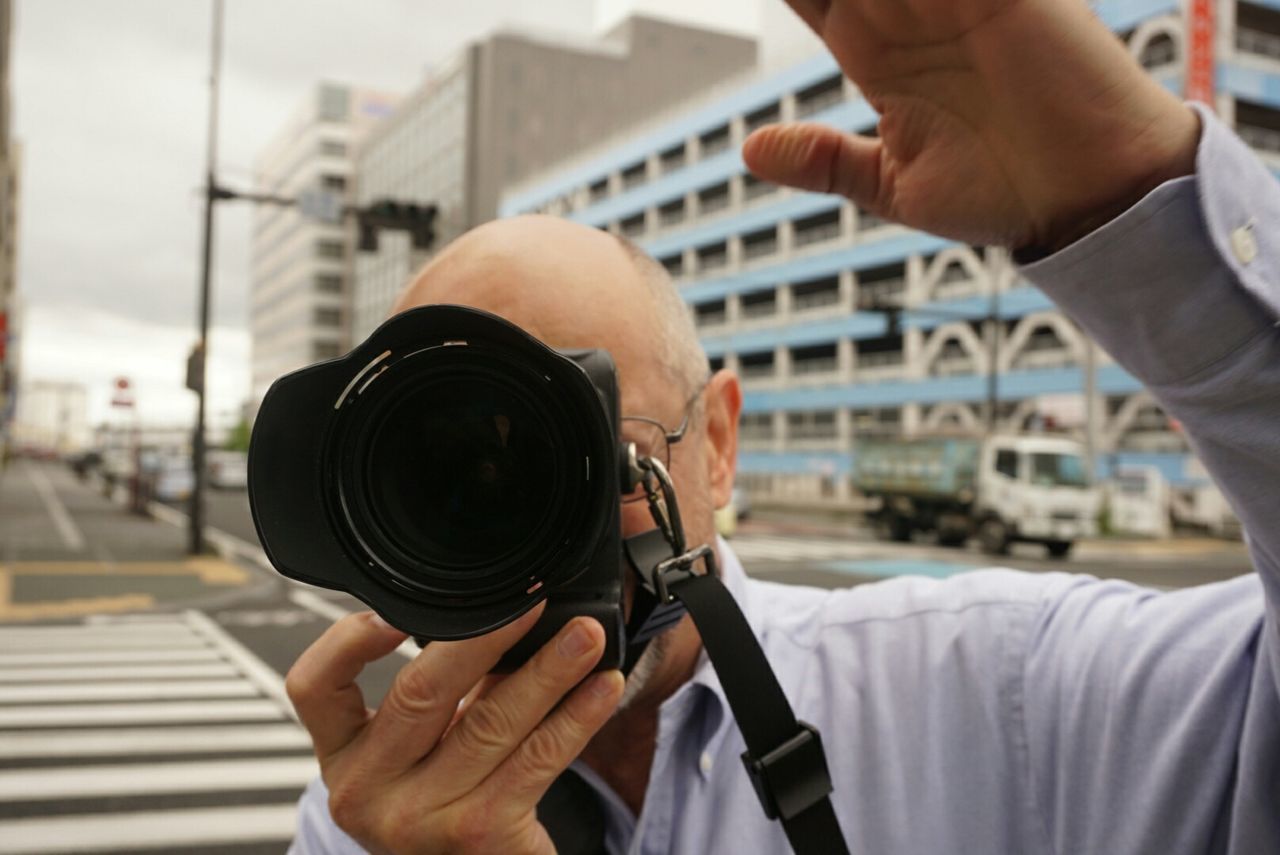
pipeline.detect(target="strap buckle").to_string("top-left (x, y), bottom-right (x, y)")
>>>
top-left (741, 721), bottom-right (833, 821)
top-left (651, 543), bottom-right (716, 604)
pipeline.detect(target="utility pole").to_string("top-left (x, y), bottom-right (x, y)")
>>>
top-left (189, 0), bottom-right (223, 555)
top-left (986, 253), bottom-right (1003, 436)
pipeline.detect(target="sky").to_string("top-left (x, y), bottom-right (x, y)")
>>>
top-left (12, 0), bottom-right (763, 430)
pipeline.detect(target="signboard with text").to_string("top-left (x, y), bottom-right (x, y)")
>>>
top-left (1187, 0), bottom-right (1216, 109)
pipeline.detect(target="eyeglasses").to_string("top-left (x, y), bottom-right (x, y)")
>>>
top-left (619, 379), bottom-right (709, 503)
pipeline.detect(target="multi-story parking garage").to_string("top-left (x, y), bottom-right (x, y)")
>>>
top-left (502, 1), bottom-right (1280, 507)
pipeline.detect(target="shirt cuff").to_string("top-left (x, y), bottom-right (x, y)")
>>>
top-left (1018, 104), bottom-right (1277, 388)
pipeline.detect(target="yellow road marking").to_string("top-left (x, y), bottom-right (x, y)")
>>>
top-left (0, 558), bottom-right (249, 622)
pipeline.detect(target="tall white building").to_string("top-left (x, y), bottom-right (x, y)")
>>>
top-left (12, 380), bottom-right (89, 454)
top-left (249, 83), bottom-right (396, 411)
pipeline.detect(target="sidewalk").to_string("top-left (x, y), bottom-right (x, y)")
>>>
top-left (0, 460), bottom-right (271, 622)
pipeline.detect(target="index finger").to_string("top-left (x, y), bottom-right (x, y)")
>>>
top-left (286, 611), bottom-right (409, 759)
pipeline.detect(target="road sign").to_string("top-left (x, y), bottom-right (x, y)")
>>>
top-left (297, 188), bottom-right (344, 225)
top-left (111, 377), bottom-right (135, 409)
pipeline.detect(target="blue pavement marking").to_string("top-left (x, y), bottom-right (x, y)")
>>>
top-left (820, 559), bottom-right (979, 580)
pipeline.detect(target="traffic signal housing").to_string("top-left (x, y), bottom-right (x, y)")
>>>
top-left (357, 200), bottom-right (438, 252)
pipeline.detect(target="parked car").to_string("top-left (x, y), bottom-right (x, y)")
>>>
top-left (207, 450), bottom-right (248, 490)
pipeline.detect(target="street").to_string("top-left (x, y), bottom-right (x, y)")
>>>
top-left (0, 460), bottom-right (1255, 853)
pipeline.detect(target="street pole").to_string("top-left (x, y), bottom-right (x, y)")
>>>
top-left (1083, 334), bottom-right (1099, 482)
top-left (189, 0), bottom-right (223, 555)
top-left (986, 254), bottom-right (1002, 436)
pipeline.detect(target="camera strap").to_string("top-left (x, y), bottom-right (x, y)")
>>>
top-left (621, 460), bottom-right (850, 855)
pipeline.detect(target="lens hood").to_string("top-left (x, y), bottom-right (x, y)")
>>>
top-left (249, 304), bottom-right (624, 650)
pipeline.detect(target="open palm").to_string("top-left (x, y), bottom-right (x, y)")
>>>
top-left (745, 0), bottom-right (1199, 249)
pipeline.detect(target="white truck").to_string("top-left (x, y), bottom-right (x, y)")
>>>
top-left (853, 435), bottom-right (1100, 557)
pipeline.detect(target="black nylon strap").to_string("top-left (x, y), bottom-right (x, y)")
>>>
top-left (668, 571), bottom-right (850, 855)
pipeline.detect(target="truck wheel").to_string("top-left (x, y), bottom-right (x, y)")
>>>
top-left (978, 518), bottom-right (1011, 556)
top-left (875, 515), bottom-right (912, 542)
top-left (1045, 540), bottom-right (1073, 559)
top-left (937, 532), bottom-right (968, 548)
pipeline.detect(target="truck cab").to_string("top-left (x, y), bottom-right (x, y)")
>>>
top-left (976, 436), bottom-right (1098, 557)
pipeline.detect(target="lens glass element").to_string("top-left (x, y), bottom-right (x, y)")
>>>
top-left (366, 377), bottom-right (558, 569)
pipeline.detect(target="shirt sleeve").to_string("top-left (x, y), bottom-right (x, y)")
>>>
top-left (1016, 104), bottom-right (1280, 853)
top-left (287, 776), bottom-right (368, 855)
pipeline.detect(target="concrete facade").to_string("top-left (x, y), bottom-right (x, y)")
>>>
top-left (504, 0), bottom-right (1280, 506)
top-left (350, 15), bottom-right (758, 342)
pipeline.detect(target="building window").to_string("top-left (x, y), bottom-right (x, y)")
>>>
top-left (857, 334), bottom-right (906, 369)
top-left (791, 343), bottom-right (839, 375)
top-left (1138, 32), bottom-right (1178, 69)
top-left (619, 212), bottom-right (646, 238)
top-left (709, 355), bottom-right (725, 372)
top-left (312, 341), bottom-right (343, 361)
top-left (743, 173), bottom-right (777, 202)
top-left (319, 139), bottom-right (347, 157)
top-left (741, 227), bottom-right (778, 261)
top-left (858, 262), bottom-right (907, 303)
top-left (787, 409), bottom-right (838, 440)
top-left (696, 240), bottom-right (729, 272)
top-left (314, 307), bottom-right (343, 327)
top-left (738, 350), bottom-right (776, 380)
top-left (857, 207), bottom-right (887, 232)
top-left (792, 275), bottom-right (841, 311)
top-left (699, 124), bottom-right (731, 158)
top-left (315, 239), bottom-right (345, 260)
top-left (1237, 2), bottom-right (1280, 61)
top-left (621, 161), bottom-right (647, 190)
top-left (795, 73), bottom-right (845, 119)
top-left (315, 273), bottom-right (343, 294)
top-left (659, 143), bottom-right (687, 173)
top-left (659, 198), bottom-right (686, 227)
top-left (698, 182), bottom-right (731, 216)
top-left (740, 412), bottom-right (775, 441)
top-left (1237, 99), bottom-right (1280, 154)
top-left (793, 208), bottom-right (842, 248)
top-left (744, 100), bottom-right (781, 134)
top-left (588, 178), bottom-right (610, 203)
top-left (741, 289), bottom-right (777, 320)
top-left (694, 300), bottom-right (727, 328)
top-left (321, 174), bottom-right (346, 191)
top-left (659, 252), bottom-right (684, 278)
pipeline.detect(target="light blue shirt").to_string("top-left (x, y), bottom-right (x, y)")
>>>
top-left (291, 105), bottom-right (1280, 854)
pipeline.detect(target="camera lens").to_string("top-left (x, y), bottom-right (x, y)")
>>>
top-left (332, 342), bottom-right (609, 606)
top-left (366, 377), bottom-right (556, 568)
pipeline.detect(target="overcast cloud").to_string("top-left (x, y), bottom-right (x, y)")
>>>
top-left (12, 0), bottom-right (760, 426)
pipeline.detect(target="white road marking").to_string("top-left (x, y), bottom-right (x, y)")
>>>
top-left (0, 804), bottom-right (300, 853)
top-left (0, 648), bottom-right (223, 666)
top-left (0, 679), bottom-right (259, 704)
top-left (0, 699), bottom-right (285, 728)
top-left (0, 632), bottom-right (209, 651)
top-left (0, 756), bottom-right (319, 802)
top-left (0, 662), bottom-right (239, 682)
top-left (288, 589), bottom-right (419, 660)
top-left (24, 464), bottom-right (86, 552)
top-left (183, 609), bottom-right (299, 720)
top-left (0, 724), bottom-right (313, 759)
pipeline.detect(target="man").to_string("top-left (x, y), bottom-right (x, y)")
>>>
top-left (288, 0), bottom-right (1280, 852)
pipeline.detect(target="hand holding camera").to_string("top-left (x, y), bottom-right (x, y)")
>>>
top-left (285, 604), bottom-right (623, 854)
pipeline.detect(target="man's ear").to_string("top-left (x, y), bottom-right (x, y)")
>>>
top-left (702, 369), bottom-right (742, 510)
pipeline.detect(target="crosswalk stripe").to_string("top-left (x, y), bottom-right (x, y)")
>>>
top-left (0, 679), bottom-right (259, 704)
top-left (0, 724), bottom-right (314, 759)
top-left (0, 663), bottom-right (240, 682)
top-left (0, 699), bottom-right (285, 728)
top-left (0, 756), bottom-right (319, 801)
top-left (0, 633), bottom-right (208, 651)
top-left (0, 804), bottom-right (300, 853)
top-left (0, 648), bottom-right (223, 666)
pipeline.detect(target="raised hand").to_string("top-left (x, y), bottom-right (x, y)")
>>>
top-left (744, 0), bottom-right (1200, 250)
top-left (286, 606), bottom-right (624, 854)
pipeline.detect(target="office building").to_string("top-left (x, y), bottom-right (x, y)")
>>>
top-left (249, 83), bottom-right (396, 410)
top-left (12, 380), bottom-right (89, 454)
top-left (351, 15), bottom-right (758, 341)
top-left (504, 2), bottom-right (1280, 507)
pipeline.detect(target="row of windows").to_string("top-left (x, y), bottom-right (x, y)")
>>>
top-left (567, 72), bottom-right (849, 211)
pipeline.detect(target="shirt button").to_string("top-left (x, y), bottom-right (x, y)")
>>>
top-left (1231, 222), bottom-right (1258, 264)
top-left (699, 752), bottom-right (713, 774)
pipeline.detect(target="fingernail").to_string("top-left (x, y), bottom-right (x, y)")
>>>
top-left (589, 671), bottom-right (621, 699)
top-left (557, 621), bottom-right (596, 659)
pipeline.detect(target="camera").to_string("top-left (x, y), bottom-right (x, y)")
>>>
top-left (248, 304), bottom-right (627, 670)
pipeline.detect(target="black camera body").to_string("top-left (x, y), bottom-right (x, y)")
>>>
top-left (249, 305), bottom-right (626, 670)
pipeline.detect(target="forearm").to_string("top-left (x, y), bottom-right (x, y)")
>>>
top-left (1021, 103), bottom-right (1280, 648)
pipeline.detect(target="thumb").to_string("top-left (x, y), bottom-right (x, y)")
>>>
top-left (742, 123), bottom-right (882, 210)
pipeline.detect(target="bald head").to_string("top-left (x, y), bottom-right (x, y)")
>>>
top-left (393, 215), bottom-right (707, 413)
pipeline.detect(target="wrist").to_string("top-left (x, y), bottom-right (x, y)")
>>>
top-left (1027, 101), bottom-right (1202, 257)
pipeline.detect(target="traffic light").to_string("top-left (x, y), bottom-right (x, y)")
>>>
top-left (356, 200), bottom-right (438, 252)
